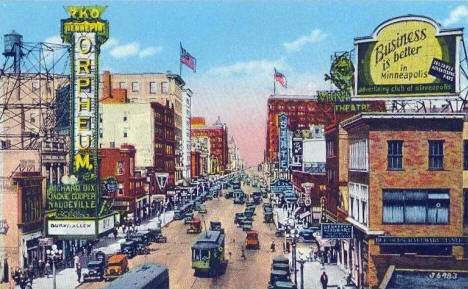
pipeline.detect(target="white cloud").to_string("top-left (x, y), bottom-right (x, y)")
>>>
top-left (139, 46), bottom-right (163, 58)
top-left (283, 29), bottom-right (327, 52)
top-left (207, 58), bottom-right (288, 77)
top-left (110, 42), bottom-right (140, 58)
top-left (101, 37), bottom-right (119, 50)
top-left (44, 35), bottom-right (63, 44)
top-left (442, 5), bottom-right (468, 26)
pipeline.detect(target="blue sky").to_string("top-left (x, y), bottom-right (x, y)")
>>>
top-left (1, 0), bottom-right (467, 165)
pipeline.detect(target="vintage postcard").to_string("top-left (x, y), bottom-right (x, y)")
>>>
top-left (0, 1), bottom-right (467, 289)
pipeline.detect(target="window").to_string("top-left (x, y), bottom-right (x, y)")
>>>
top-left (150, 82), bottom-right (157, 94)
top-left (32, 81), bottom-right (39, 91)
top-left (349, 138), bottom-right (368, 171)
top-left (464, 140), bottom-right (468, 170)
top-left (388, 140), bottom-right (403, 170)
top-left (99, 113), bottom-right (103, 123)
top-left (326, 140), bottom-right (335, 157)
top-left (99, 128), bottom-right (103, 138)
top-left (116, 161), bottom-right (124, 175)
top-left (161, 82), bottom-right (169, 94)
top-left (132, 82), bottom-right (139, 92)
top-left (123, 111), bottom-right (128, 122)
top-left (110, 141), bottom-right (115, 148)
top-left (123, 132), bottom-right (127, 138)
top-left (383, 189), bottom-right (449, 224)
top-left (429, 140), bottom-right (444, 170)
top-left (119, 82), bottom-right (126, 89)
top-left (348, 182), bottom-right (369, 226)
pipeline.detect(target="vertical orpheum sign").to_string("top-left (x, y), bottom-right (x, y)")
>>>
top-left (278, 114), bottom-right (289, 171)
top-left (47, 7), bottom-right (108, 221)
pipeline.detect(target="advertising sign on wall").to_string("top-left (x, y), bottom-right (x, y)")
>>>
top-left (321, 223), bottom-right (353, 239)
top-left (278, 114), bottom-right (289, 171)
top-left (355, 16), bottom-right (462, 98)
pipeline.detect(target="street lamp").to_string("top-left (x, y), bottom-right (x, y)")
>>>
top-left (297, 254), bottom-right (306, 289)
top-left (46, 244), bottom-right (63, 289)
top-left (287, 218), bottom-right (299, 286)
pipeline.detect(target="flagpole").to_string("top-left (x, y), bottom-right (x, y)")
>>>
top-left (179, 42), bottom-right (183, 76)
top-left (273, 68), bottom-right (277, 95)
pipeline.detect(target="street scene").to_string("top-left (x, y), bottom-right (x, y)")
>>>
top-left (1, 1), bottom-right (468, 289)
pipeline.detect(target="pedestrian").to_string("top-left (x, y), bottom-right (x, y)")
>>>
top-left (45, 260), bottom-right (51, 278)
top-left (74, 253), bottom-right (80, 269)
top-left (32, 257), bottom-right (38, 278)
top-left (38, 259), bottom-right (44, 277)
top-left (286, 242), bottom-right (290, 253)
top-left (76, 263), bottom-right (82, 283)
top-left (228, 251), bottom-right (232, 260)
top-left (320, 271), bottom-right (328, 289)
top-left (270, 241), bottom-right (276, 252)
top-left (241, 247), bottom-right (246, 261)
top-left (27, 263), bottom-right (34, 281)
top-left (327, 250), bottom-right (331, 264)
top-left (113, 228), bottom-right (118, 240)
top-left (282, 241), bottom-right (286, 253)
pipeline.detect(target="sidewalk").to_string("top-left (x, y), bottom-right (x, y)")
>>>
top-left (17, 210), bottom-right (174, 289)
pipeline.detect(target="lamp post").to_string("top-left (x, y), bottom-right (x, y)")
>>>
top-left (46, 244), bottom-right (63, 289)
top-left (287, 218), bottom-right (298, 286)
top-left (297, 255), bottom-right (306, 289)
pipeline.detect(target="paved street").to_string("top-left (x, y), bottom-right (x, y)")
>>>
top-left (78, 182), bottom-right (286, 289)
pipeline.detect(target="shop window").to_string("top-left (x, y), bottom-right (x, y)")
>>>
top-left (383, 190), bottom-right (449, 224)
top-left (429, 140), bottom-right (444, 170)
top-left (132, 82), bottom-right (139, 92)
top-left (387, 140), bottom-right (403, 170)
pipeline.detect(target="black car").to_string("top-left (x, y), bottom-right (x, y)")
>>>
top-left (234, 212), bottom-right (244, 224)
top-left (120, 241), bottom-right (137, 258)
top-left (83, 260), bottom-right (105, 282)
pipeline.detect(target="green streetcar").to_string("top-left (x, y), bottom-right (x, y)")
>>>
top-left (191, 230), bottom-right (228, 276)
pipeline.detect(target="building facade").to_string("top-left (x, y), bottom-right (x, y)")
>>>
top-left (99, 144), bottom-right (147, 224)
top-left (181, 89), bottom-right (192, 182)
top-left (341, 113), bottom-right (467, 288)
top-left (191, 117), bottom-right (229, 174)
top-left (101, 71), bottom-right (188, 183)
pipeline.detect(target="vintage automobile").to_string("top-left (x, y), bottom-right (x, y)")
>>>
top-left (234, 212), bottom-right (244, 224)
top-left (233, 196), bottom-right (245, 204)
top-left (272, 255), bottom-right (289, 266)
top-left (127, 232), bottom-right (150, 246)
top-left (267, 270), bottom-right (290, 289)
top-left (105, 254), bottom-right (129, 281)
top-left (184, 212), bottom-right (194, 224)
top-left (198, 204), bottom-right (207, 214)
top-left (245, 230), bottom-right (260, 249)
top-left (138, 229), bottom-right (164, 243)
top-left (264, 211), bottom-right (274, 223)
top-left (127, 236), bottom-right (150, 255)
top-left (209, 221), bottom-right (224, 234)
top-left (225, 190), bottom-right (234, 199)
top-left (272, 262), bottom-right (289, 272)
top-left (120, 240), bottom-right (137, 259)
top-left (270, 281), bottom-right (297, 289)
top-left (83, 260), bottom-right (105, 282)
top-left (187, 218), bottom-right (202, 234)
top-left (242, 220), bottom-right (253, 231)
top-left (244, 209), bottom-right (254, 219)
top-left (252, 192), bottom-right (262, 204)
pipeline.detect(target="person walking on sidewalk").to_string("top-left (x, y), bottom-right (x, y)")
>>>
top-left (76, 263), bottom-right (82, 283)
top-left (320, 271), bottom-right (328, 289)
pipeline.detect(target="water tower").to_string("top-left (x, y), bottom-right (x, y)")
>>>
top-left (3, 30), bottom-right (23, 73)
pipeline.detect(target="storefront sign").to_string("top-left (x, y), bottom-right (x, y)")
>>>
top-left (0, 219), bottom-right (9, 234)
top-left (321, 223), bottom-right (353, 239)
top-left (278, 114), bottom-right (289, 171)
top-left (375, 236), bottom-right (468, 245)
top-left (355, 16), bottom-right (462, 98)
top-left (155, 172), bottom-right (169, 190)
top-left (48, 220), bottom-right (96, 236)
top-left (271, 179), bottom-right (292, 194)
top-left (98, 215), bottom-right (115, 234)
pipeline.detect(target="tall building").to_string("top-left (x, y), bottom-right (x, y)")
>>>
top-left (191, 117), bottom-right (229, 173)
top-left (191, 136), bottom-right (211, 177)
top-left (181, 89), bottom-right (192, 181)
top-left (340, 113), bottom-right (468, 288)
top-left (228, 136), bottom-right (242, 172)
top-left (100, 71), bottom-right (188, 183)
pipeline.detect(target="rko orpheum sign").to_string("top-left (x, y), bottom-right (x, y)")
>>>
top-left (47, 6), bottom-right (116, 239)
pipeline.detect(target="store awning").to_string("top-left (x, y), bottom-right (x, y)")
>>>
top-left (379, 267), bottom-right (468, 289)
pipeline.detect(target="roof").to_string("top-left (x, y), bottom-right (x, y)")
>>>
top-left (246, 230), bottom-right (258, 235)
top-left (341, 112), bottom-right (466, 129)
top-left (108, 254), bottom-right (127, 263)
top-left (103, 263), bottom-right (168, 289)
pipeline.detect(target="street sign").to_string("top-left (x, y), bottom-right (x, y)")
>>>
top-left (320, 223), bottom-right (353, 239)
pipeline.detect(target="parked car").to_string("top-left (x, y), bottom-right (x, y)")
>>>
top-left (234, 212), bottom-right (244, 224)
top-left (120, 241), bottom-right (137, 259)
top-left (245, 230), bottom-right (260, 249)
top-left (105, 254), bottom-right (129, 281)
top-left (198, 204), bottom-right (207, 214)
top-left (83, 260), bottom-right (105, 282)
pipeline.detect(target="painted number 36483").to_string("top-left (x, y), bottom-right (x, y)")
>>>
top-left (428, 272), bottom-right (458, 280)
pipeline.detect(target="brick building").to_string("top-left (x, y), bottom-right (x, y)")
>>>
top-left (191, 117), bottom-right (228, 173)
top-left (340, 113), bottom-right (468, 288)
top-left (99, 144), bottom-right (147, 223)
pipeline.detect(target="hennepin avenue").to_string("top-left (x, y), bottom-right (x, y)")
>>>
top-left (0, 1), bottom-right (468, 289)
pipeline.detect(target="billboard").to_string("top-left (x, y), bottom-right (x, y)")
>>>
top-left (278, 114), bottom-right (289, 171)
top-left (355, 16), bottom-right (462, 99)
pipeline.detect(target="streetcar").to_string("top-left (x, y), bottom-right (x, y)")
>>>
top-left (191, 230), bottom-right (228, 276)
top-left (103, 263), bottom-right (169, 289)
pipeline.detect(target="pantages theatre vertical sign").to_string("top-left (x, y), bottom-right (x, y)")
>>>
top-left (47, 6), bottom-right (117, 239)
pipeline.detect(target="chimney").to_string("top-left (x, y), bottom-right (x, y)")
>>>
top-left (103, 71), bottom-right (111, 99)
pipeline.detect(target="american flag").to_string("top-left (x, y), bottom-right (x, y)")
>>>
top-left (274, 69), bottom-right (287, 88)
top-left (180, 43), bottom-right (196, 72)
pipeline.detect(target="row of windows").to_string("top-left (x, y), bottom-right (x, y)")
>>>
top-left (119, 81), bottom-right (169, 94)
top-left (388, 140), bottom-right (444, 170)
